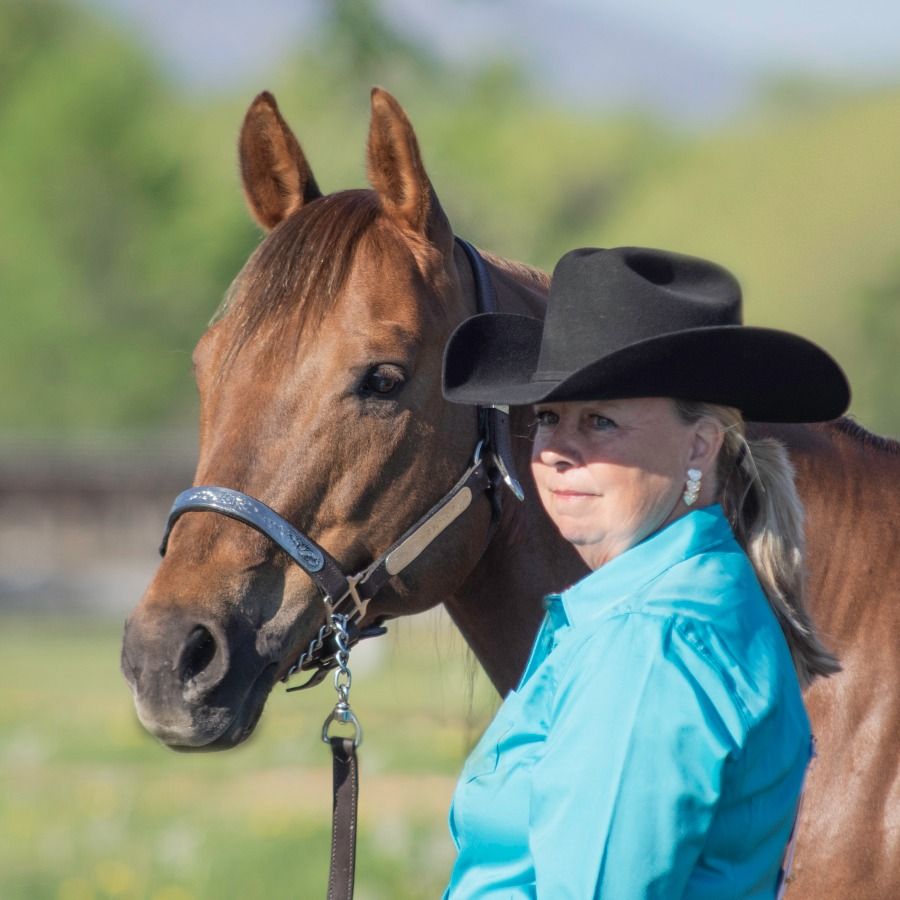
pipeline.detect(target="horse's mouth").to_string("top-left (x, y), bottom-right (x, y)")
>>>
top-left (202, 663), bottom-right (279, 750)
top-left (141, 662), bottom-right (280, 753)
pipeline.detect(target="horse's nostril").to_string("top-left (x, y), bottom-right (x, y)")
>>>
top-left (179, 625), bottom-right (218, 684)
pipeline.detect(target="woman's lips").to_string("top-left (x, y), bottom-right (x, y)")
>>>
top-left (550, 489), bottom-right (596, 500)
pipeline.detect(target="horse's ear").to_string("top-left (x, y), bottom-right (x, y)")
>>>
top-left (366, 88), bottom-right (452, 248)
top-left (239, 92), bottom-right (322, 231)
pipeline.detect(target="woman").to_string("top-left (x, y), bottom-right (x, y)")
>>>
top-left (440, 246), bottom-right (849, 899)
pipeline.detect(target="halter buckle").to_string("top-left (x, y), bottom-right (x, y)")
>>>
top-left (334, 573), bottom-right (369, 622)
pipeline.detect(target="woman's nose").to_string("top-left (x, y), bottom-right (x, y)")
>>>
top-left (534, 425), bottom-right (583, 467)
top-left (540, 445), bottom-right (576, 469)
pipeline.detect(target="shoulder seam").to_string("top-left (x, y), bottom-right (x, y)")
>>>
top-left (672, 617), bottom-right (753, 733)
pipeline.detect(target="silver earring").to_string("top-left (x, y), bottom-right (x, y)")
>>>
top-left (683, 468), bottom-right (702, 506)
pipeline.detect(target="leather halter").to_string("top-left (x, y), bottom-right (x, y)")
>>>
top-left (159, 237), bottom-right (523, 688)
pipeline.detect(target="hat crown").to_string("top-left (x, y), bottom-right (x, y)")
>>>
top-left (535, 247), bottom-right (742, 379)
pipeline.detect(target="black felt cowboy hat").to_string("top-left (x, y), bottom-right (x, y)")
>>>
top-left (442, 246), bottom-right (850, 422)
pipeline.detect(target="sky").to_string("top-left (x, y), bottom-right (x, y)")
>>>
top-left (84, 0), bottom-right (900, 121)
top-left (563, 0), bottom-right (900, 74)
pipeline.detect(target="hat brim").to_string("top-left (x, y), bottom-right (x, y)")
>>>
top-left (442, 312), bottom-right (850, 423)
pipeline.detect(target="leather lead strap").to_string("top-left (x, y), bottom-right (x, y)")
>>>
top-left (327, 738), bottom-right (359, 900)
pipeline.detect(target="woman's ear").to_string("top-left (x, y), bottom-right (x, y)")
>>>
top-left (687, 418), bottom-right (725, 475)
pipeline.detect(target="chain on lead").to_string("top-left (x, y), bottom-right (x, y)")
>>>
top-left (321, 613), bottom-right (363, 747)
top-left (285, 620), bottom-right (331, 680)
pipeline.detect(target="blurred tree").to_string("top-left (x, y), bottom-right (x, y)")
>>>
top-left (320, 0), bottom-right (434, 81)
top-left (1, 0), bottom-right (895, 438)
top-left (0, 0), bottom-right (680, 436)
top-left (856, 261), bottom-right (900, 435)
top-left (0, 0), bottom-right (253, 431)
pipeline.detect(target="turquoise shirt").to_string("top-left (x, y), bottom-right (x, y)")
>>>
top-left (445, 505), bottom-right (811, 899)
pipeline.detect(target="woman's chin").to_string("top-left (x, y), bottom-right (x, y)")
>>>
top-left (556, 528), bottom-right (638, 570)
top-left (547, 509), bottom-right (606, 545)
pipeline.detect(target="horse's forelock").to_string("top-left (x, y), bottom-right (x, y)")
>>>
top-left (216, 189), bottom-right (383, 365)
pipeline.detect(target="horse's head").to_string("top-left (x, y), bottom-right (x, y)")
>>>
top-left (121, 89), bottom-right (497, 749)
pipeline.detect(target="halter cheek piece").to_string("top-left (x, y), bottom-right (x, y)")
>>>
top-left (159, 238), bottom-right (523, 690)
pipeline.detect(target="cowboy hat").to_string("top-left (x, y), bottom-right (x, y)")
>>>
top-left (442, 246), bottom-right (849, 422)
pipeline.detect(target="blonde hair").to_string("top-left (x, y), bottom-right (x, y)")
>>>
top-left (674, 400), bottom-right (840, 688)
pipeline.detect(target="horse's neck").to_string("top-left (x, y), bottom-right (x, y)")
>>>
top-left (479, 252), bottom-right (550, 318)
top-left (443, 254), bottom-right (586, 695)
top-left (761, 422), bottom-right (900, 900)
top-left (762, 421), bottom-right (900, 640)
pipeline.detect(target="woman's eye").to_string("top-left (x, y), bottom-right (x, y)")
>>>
top-left (589, 415), bottom-right (616, 430)
top-left (534, 410), bottom-right (558, 427)
top-left (360, 364), bottom-right (405, 396)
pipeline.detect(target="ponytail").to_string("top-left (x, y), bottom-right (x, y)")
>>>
top-left (674, 401), bottom-right (840, 687)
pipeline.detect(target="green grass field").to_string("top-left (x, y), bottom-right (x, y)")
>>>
top-left (0, 613), bottom-right (497, 899)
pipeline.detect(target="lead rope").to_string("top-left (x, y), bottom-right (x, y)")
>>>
top-left (321, 614), bottom-right (362, 900)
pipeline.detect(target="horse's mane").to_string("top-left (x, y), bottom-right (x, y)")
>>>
top-left (827, 417), bottom-right (900, 455)
top-left (217, 189), bottom-right (381, 363)
top-left (481, 251), bottom-right (551, 294)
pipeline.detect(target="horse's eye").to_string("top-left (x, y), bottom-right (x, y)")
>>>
top-left (360, 364), bottom-right (405, 396)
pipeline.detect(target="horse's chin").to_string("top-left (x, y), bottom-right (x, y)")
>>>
top-left (134, 662), bottom-right (279, 752)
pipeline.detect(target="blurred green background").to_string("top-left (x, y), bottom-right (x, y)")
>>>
top-left (1, 0), bottom-right (898, 897)
top-left (0, 614), bottom-right (495, 900)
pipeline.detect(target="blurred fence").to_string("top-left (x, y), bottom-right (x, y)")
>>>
top-left (0, 435), bottom-right (196, 616)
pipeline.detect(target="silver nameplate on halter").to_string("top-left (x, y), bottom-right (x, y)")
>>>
top-left (384, 487), bottom-right (473, 576)
top-left (161, 487), bottom-right (326, 573)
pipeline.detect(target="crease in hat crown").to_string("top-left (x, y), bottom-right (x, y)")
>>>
top-left (533, 247), bottom-right (742, 380)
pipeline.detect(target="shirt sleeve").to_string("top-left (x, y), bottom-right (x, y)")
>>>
top-left (528, 612), bottom-right (745, 900)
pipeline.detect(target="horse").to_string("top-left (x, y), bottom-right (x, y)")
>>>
top-left (121, 88), bottom-right (900, 899)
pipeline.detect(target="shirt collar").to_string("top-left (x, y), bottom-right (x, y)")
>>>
top-left (546, 504), bottom-right (737, 628)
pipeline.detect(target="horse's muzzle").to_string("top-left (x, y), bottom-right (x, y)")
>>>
top-left (120, 603), bottom-right (278, 750)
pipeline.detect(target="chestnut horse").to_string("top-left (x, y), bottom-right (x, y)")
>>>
top-left (121, 89), bottom-right (900, 899)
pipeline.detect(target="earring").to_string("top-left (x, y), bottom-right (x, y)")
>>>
top-left (683, 468), bottom-right (702, 506)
